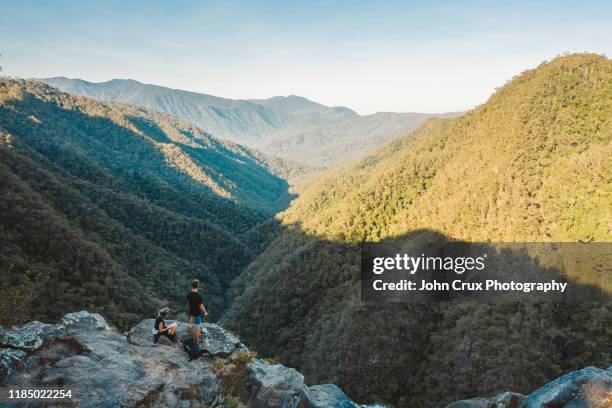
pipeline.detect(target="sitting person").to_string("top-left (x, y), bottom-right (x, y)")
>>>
top-left (152, 307), bottom-right (178, 344)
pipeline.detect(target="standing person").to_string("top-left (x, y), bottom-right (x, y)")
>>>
top-left (187, 279), bottom-right (208, 343)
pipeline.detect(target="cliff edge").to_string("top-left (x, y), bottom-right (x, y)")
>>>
top-left (0, 312), bottom-right (610, 407)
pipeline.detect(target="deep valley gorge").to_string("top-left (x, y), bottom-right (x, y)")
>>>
top-left (1, 53), bottom-right (610, 407)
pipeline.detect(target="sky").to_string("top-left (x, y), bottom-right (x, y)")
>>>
top-left (1, 0), bottom-right (611, 114)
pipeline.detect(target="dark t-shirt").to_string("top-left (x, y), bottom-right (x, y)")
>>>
top-left (187, 292), bottom-right (203, 316)
top-left (154, 316), bottom-right (164, 332)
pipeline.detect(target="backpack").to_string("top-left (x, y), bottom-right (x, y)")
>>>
top-left (183, 338), bottom-right (202, 361)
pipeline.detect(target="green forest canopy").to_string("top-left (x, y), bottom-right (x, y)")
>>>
top-left (225, 54), bottom-right (612, 407)
top-left (0, 78), bottom-right (299, 327)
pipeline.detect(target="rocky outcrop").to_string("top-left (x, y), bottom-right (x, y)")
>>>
top-left (0, 311), bottom-right (359, 407)
top-left (1, 312), bottom-right (220, 407)
top-left (201, 323), bottom-right (248, 357)
top-left (246, 359), bottom-right (306, 407)
top-left (1, 312), bottom-right (609, 408)
top-left (0, 320), bottom-right (59, 351)
top-left (445, 367), bottom-right (612, 408)
top-left (524, 366), bottom-right (612, 408)
top-left (245, 361), bottom-right (358, 408)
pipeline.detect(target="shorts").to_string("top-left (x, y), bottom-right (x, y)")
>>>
top-left (192, 314), bottom-right (202, 325)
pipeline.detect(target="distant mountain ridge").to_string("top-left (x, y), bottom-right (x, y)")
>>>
top-left (38, 77), bottom-right (458, 167)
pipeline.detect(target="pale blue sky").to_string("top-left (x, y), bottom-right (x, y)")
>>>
top-left (2, 1), bottom-right (611, 114)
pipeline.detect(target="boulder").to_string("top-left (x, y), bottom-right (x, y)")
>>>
top-left (0, 348), bottom-right (26, 385)
top-left (0, 312), bottom-right (111, 353)
top-left (61, 311), bottom-right (110, 332)
top-left (200, 323), bottom-right (247, 357)
top-left (128, 345), bottom-right (220, 406)
top-left (524, 366), bottom-right (612, 408)
top-left (303, 384), bottom-right (358, 408)
top-left (0, 320), bottom-right (59, 351)
top-left (247, 359), bottom-right (306, 408)
top-left (5, 314), bottom-right (143, 407)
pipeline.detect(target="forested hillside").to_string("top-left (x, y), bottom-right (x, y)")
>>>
top-left (38, 77), bottom-right (456, 167)
top-left (224, 54), bottom-right (612, 407)
top-left (0, 78), bottom-right (296, 327)
top-left (282, 54), bottom-right (611, 242)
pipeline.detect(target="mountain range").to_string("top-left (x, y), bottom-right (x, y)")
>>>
top-left (38, 77), bottom-right (458, 167)
top-left (0, 77), bottom-right (300, 327)
top-left (1, 53), bottom-right (609, 408)
top-left (224, 53), bottom-right (612, 407)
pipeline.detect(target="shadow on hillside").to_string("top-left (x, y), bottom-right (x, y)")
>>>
top-left (2, 81), bottom-right (610, 407)
top-left (225, 223), bottom-right (610, 407)
top-left (0, 87), bottom-right (296, 330)
top-left (360, 233), bottom-right (608, 304)
top-left (126, 114), bottom-right (296, 215)
top-left (9, 90), bottom-right (294, 219)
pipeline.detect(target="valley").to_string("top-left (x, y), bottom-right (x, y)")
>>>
top-left (223, 54), bottom-right (612, 407)
top-left (0, 78), bottom-right (298, 327)
top-left (0, 53), bottom-right (610, 408)
top-left (38, 77), bottom-right (459, 168)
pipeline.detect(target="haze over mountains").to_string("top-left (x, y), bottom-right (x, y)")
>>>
top-left (38, 77), bottom-right (458, 167)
